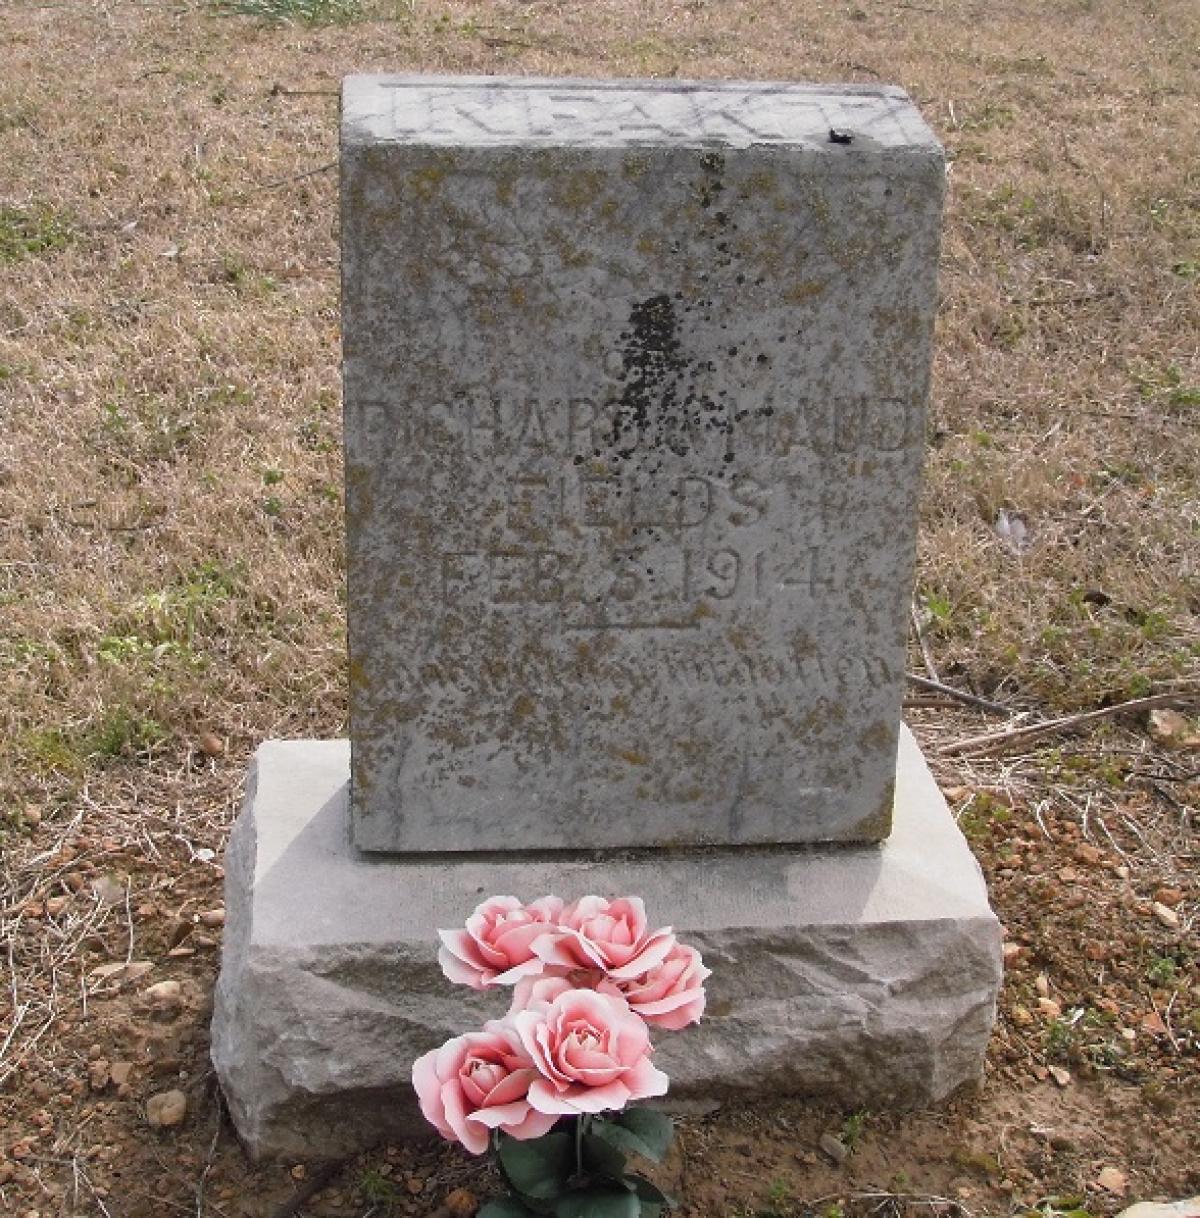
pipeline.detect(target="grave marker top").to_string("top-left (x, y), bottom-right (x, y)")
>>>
top-left (343, 75), bottom-right (939, 151)
top-left (341, 75), bottom-right (944, 854)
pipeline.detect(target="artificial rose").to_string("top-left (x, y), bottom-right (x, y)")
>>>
top-left (510, 985), bottom-right (669, 1116)
top-left (506, 972), bottom-right (615, 1017)
top-left (438, 895), bottom-right (565, 990)
top-left (411, 1024), bottom-right (559, 1155)
top-left (616, 942), bottom-right (710, 1030)
top-left (531, 895), bottom-right (675, 981)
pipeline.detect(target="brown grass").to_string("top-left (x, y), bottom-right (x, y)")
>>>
top-left (0, 0), bottom-right (1197, 1214)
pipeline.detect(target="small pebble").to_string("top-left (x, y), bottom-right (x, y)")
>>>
top-left (819, 1133), bottom-right (849, 1165)
top-left (146, 1089), bottom-right (187, 1128)
top-left (443, 1186), bottom-right (478, 1217)
top-left (143, 980), bottom-right (183, 1012)
top-left (198, 731), bottom-right (226, 757)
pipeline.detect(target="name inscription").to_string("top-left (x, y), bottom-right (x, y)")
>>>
top-left (349, 391), bottom-right (914, 632)
top-left (354, 392), bottom-right (919, 465)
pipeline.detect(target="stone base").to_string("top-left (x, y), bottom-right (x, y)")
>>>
top-left (211, 728), bottom-right (1001, 1160)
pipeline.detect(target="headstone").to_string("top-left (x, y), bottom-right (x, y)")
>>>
top-left (341, 76), bottom-right (944, 854)
top-left (211, 75), bottom-right (1002, 1161)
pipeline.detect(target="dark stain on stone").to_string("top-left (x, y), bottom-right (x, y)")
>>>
top-left (697, 151), bottom-right (725, 209)
top-left (609, 292), bottom-right (690, 459)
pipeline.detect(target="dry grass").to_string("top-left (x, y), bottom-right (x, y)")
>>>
top-left (1, 0), bottom-right (1198, 1213)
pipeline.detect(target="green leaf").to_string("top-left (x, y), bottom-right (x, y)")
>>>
top-left (590, 1110), bottom-right (674, 1165)
top-left (554, 1187), bottom-right (641, 1218)
top-left (581, 1132), bottom-right (628, 1180)
top-left (614, 1110), bottom-right (674, 1162)
top-left (592, 1120), bottom-right (655, 1164)
top-left (480, 1198), bottom-right (539, 1218)
top-left (640, 1206), bottom-right (663, 1218)
top-left (625, 1175), bottom-right (675, 1209)
top-left (499, 1132), bottom-right (576, 1201)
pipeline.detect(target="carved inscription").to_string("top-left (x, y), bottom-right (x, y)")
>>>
top-left (368, 80), bottom-right (932, 149)
top-left (368, 648), bottom-right (899, 695)
top-left (349, 391), bottom-right (914, 632)
top-left (353, 393), bottom-right (919, 465)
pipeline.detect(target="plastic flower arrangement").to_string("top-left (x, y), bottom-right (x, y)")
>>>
top-left (412, 895), bottom-right (710, 1218)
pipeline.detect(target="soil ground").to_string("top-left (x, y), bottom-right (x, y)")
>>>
top-left (1, 0), bottom-right (1197, 1215)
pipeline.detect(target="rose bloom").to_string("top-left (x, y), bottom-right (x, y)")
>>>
top-left (616, 942), bottom-right (710, 1030)
top-left (531, 895), bottom-right (675, 982)
top-left (438, 895), bottom-right (565, 990)
top-left (510, 980), bottom-right (669, 1115)
top-left (411, 1024), bottom-right (558, 1155)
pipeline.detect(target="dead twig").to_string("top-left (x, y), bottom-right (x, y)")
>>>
top-left (910, 601), bottom-right (941, 683)
top-left (269, 1157), bottom-right (353, 1218)
top-left (1094, 814), bottom-right (1131, 863)
top-left (268, 84), bottom-right (339, 97)
top-left (195, 1089), bottom-right (224, 1218)
top-left (938, 692), bottom-right (1197, 757)
top-left (804, 1191), bottom-right (970, 1218)
top-left (907, 673), bottom-right (1013, 716)
top-left (258, 161), bottom-right (337, 190)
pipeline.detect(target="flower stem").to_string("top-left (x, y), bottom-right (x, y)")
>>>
top-left (575, 1114), bottom-right (584, 1179)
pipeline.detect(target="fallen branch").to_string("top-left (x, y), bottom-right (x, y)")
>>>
top-left (906, 673), bottom-right (1013, 716)
top-left (938, 691), bottom-right (1197, 757)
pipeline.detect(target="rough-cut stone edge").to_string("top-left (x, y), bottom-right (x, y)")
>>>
top-left (211, 727), bottom-right (1001, 1160)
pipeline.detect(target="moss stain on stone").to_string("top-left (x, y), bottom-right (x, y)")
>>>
top-left (783, 280), bottom-right (826, 303)
top-left (409, 163), bottom-right (448, 200)
top-left (852, 779), bottom-right (895, 840)
top-left (615, 748), bottom-right (650, 766)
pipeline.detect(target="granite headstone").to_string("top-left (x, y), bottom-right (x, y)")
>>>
top-left (342, 76), bottom-right (944, 854)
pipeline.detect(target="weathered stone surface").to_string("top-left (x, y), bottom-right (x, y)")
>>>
top-left (210, 728), bottom-right (1001, 1159)
top-left (1116, 1202), bottom-right (1200, 1218)
top-left (341, 75), bottom-right (945, 853)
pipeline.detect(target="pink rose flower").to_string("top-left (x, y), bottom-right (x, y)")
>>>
top-left (411, 1024), bottom-right (559, 1155)
top-left (510, 984), bottom-right (669, 1115)
top-left (531, 895), bottom-right (675, 982)
top-left (438, 895), bottom-right (565, 990)
top-left (507, 973), bottom-right (615, 1017)
top-left (616, 942), bottom-right (710, 1030)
